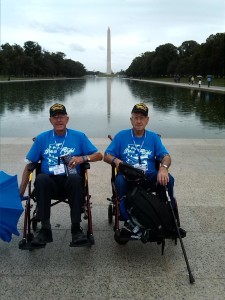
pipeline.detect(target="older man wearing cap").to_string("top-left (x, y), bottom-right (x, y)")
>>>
top-left (104, 103), bottom-right (177, 228)
top-left (20, 103), bottom-right (103, 247)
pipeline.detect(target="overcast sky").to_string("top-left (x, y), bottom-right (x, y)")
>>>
top-left (1, 0), bottom-right (224, 73)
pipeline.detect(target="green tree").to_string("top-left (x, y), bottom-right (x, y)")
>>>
top-left (125, 33), bottom-right (224, 78)
top-left (23, 41), bottom-right (43, 76)
top-left (0, 43), bottom-right (16, 79)
top-left (200, 33), bottom-right (225, 77)
top-left (152, 43), bottom-right (178, 76)
top-left (178, 40), bottom-right (200, 58)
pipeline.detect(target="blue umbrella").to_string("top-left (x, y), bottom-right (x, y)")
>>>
top-left (0, 171), bottom-right (24, 242)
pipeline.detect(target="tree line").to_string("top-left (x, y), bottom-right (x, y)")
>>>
top-left (125, 33), bottom-right (224, 78)
top-left (1, 33), bottom-right (224, 79)
top-left (0, 41), bottom-right (86, 79)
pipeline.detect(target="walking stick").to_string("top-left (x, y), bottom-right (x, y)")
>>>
top-left (165, 187), bottom-right (195, 284)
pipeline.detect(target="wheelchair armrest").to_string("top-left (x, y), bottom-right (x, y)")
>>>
top-left (155, 159), bottom-right (160, 171)
top-left (27, 162), bottom-right (39, 172)
top-left (81, 162), bottom-right (90, 170)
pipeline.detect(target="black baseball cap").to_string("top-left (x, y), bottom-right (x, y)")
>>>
top-left (49, 103), bottom-right (67, 117)
top-left (131, 103), bottom-right (148, 116)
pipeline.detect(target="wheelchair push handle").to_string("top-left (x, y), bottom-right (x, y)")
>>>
top-left (108, 134), bottom-right (113, 141)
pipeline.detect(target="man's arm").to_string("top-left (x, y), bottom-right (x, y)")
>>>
top-left (86, 151), bottom-right (103, 162)
top-left (160, 155), bottom-right (171, 169)
top-left (19, 164), bottom-right (34, 197)
top-left (157, 154), bottom-right (171, 186)
top-left (68, 151), bottom-right (103, 168)
top-left (104, 153), bottom-right (123, 168)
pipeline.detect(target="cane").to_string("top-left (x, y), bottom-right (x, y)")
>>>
top-left (165, 187), bottom-right (195, 284)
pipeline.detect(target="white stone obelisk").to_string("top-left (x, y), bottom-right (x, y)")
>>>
top-left (107, 27), bottom-right (111, 75)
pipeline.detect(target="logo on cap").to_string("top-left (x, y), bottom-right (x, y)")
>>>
top-left (131, 103), bottom-right (148, 116)
top-left (49, 103), bottom-right (67, 117)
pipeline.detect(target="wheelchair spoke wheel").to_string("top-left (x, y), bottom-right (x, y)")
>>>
top-left (114, 230), bottom-right (129, 245)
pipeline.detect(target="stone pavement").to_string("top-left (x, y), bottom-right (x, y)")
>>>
top-left (130, 78), bottom-right (225, 94)
top-left (0, 137), bottom-right (225, 300)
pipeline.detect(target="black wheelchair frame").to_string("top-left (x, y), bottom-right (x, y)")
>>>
top-left (106, 135), bottom-right (195, 284)
top-left (19, 161), bottom-right (94, 250)
top-left (107, 162), bottom-right (181, 247)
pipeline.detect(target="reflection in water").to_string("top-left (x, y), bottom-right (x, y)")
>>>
top-left (0, 79), bottom-right (86, 114)
top-left (197, 91), bottom-right (201, 99)
top-left (205, 93), bottom-right (210, 102)
top-left (0, 78), bottom-right (224, 138)
top-left (107, 78), bottom-right (112, 122)
top-left (126, 80), bottom-right (225, 128)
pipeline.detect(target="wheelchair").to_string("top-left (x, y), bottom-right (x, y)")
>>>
top-left (19, 159), bottom-right (94, 250)
top-left (106, 135), bottom-right (195, 284)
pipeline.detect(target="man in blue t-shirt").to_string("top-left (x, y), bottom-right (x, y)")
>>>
top-left (104, 103), bottom-right (174, 200)
top-left (104, 103), bottom-right (186, 237)
top-left (20, 103), bottom-right (103, 247)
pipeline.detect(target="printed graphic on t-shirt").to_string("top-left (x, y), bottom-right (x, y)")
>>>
top-left (123, 144), bottom-right (152, 170)
top-left (44, 143), bottom-right (75, 166)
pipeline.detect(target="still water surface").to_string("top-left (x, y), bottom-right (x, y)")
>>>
top-left (0, 78), bottom-right (225, 138)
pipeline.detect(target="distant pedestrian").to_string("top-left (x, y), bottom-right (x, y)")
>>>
top-left (207, 77), bottom-right (212, 88)
top-left (198, 78), bottom-right (202, 88)
top-left (188, 76), bottom-right (191, 85)
top-left (191, 76), bottom-right (194, 85)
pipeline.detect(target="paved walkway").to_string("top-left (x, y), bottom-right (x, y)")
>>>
top-left (0, 138), bottom-right (225, 299)
top-left (129, 78), bottom-right (225, 94)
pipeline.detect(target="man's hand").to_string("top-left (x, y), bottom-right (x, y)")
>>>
top-left (113, 158), bottom-right (123, 169)
top-left (157, 167), bottom-right (169, 186)
top-left (68, 156), bottom-right (84, 168)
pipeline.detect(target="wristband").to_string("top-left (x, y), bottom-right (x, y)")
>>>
top-left (111, 157), bottom-right (117, 164)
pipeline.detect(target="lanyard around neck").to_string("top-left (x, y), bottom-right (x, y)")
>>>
top-left (131, 129), bottom-right (146, 165)
top-left (53, 130), bottom-right (67, 164)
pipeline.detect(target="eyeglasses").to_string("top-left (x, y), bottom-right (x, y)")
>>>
top-left (131, 115), bottom-right (147, 121)
top-left (51, 114), bottom-right (67, 120)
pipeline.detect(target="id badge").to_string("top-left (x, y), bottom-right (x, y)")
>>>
top-left (49, 164), bottom-right (65, 175)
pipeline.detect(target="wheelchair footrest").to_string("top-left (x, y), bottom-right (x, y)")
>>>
top-left (18, 238), bottom-right (46, 250)
top-left (70, 234), bottom-right (95, 247)
top-left (69, 240), bottom-right (92, 247)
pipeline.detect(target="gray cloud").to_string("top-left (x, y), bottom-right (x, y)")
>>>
top-left (31, 21), bottom-right (80, 34)
top-left (69, 43), bottom-right (85, 52)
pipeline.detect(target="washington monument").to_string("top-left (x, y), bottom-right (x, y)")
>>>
top-left (107, 27), bottom-right (111, 74)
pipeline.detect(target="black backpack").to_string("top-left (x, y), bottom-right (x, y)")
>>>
top-left (125, 185), bottom-right (176, 237)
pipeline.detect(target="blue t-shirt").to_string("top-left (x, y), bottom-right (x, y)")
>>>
top-left (105, 129), bottom-right (169, 175)
top-left (26, 129), bottom-right (98, 175)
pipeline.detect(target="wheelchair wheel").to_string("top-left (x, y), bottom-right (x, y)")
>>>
top-left (114, 230), bottom-right (129, 245)
top-left (108, 204), bottom-right (113, 224)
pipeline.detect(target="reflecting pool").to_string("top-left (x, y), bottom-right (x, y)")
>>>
top-left (0, 78), bottom-right (224, 138)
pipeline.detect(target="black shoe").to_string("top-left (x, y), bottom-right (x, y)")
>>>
top-left (31, 228), bottom-right (53, 245)
top-left (71, 228), bottom-right (88, 247)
